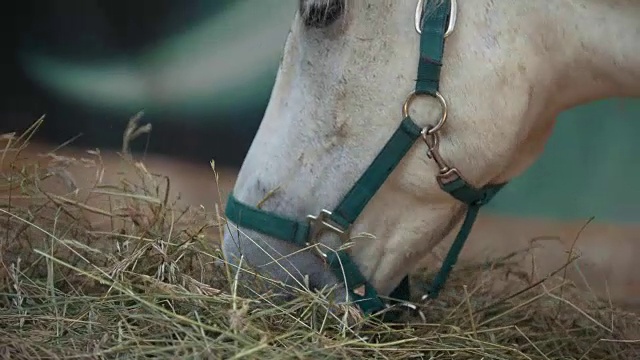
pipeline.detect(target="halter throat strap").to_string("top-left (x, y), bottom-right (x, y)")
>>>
top-left (224, 0), bottom-right (506, 318)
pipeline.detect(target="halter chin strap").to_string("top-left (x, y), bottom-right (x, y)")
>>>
top-left (224, 0), bottom-right (506, 319)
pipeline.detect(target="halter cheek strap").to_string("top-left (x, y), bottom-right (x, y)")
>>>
top-left (224, 0), bottom-right (506, 320)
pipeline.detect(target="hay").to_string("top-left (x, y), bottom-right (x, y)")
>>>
top-left (1, 117), bottom-right (639, 359)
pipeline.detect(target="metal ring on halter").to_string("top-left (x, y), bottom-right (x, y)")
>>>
top-left (415, 0), bottom-right (457, 37)
top-left (402, 90), bottom-right (448, 135)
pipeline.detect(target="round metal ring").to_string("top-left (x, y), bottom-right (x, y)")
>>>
top-left (402, 90), bottom-right (448, 135)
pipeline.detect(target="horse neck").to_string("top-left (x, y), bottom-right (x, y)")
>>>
top-left (541, 0), bottom-right (640, 112)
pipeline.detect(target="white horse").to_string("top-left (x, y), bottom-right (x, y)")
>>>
top-left (221, 0), bottom-right (640, 317)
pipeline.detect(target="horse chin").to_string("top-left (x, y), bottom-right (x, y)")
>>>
top-left (220, 226), bottom-right (360, 311)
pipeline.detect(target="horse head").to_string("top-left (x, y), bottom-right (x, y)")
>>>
top-left (221, 0), bottom-right (640, 316)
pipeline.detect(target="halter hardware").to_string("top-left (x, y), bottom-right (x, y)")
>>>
top-left (305, 209), bottom-right (351, 259)
top-left (224, 0), bottom-right (506, 320)
top-left (402, 90), bottom-right (448, 134)
top-left (415, 0), bottom-right (457, 38)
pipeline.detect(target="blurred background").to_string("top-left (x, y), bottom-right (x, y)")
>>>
top-left (2, 0), bottom-right (639, 223)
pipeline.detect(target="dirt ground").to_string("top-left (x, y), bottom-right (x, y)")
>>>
top-left (5, 141), bottom-right (640, 311)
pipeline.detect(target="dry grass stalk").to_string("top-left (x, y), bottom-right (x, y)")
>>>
top-left (0, 116), bottom-right (638, 359)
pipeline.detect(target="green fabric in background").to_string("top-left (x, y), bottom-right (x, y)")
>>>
top-left (21, 1), bottom-right (640, 224)
top-left (486, 98), bottom-right (640, 224)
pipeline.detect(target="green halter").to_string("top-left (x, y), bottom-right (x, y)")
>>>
top-left (224, 0), bottom-right (506, 318)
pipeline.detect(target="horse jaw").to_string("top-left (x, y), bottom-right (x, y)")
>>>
top-left (222, 0), bottom-right (640, 301)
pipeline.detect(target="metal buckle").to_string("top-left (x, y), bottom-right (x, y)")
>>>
top-left (305, 209), bottom-right (351, 259)
top-left (415, 0), bottom-right (457, 37)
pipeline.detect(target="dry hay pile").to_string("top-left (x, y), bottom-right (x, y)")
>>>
top-left (1, 118), bottom-right (639, 359)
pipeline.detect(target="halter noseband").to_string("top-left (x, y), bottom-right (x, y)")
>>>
top-left (224, 0), bottom-right (506, 319)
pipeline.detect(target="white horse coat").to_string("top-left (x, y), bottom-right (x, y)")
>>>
top-left (222, 0), bottom-right (640, 311)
